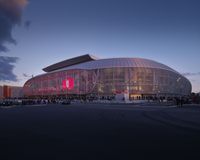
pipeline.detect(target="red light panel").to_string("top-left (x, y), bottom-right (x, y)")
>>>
top-left (62, 77), bottom-right (74, 90)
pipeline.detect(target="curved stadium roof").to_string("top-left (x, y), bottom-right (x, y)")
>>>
top-left (57, 58), bottom-right (179, 74)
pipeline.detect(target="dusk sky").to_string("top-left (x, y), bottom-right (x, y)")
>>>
top-left (0, 0), bottom-right (200, 92)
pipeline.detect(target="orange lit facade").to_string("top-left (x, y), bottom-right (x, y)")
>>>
top-left (0, 86), bottom-right (3, 99)
top-left (3, 85), bottom-right (11, 98)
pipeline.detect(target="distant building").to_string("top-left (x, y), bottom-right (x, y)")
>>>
top-left (0, 86), bottom-right (3, 99)
top-left (0, 85), bottom-right (23, 99)
top-left (3, 85), bottom-right (11, 98)
top-left (23, 54), bottom-right (192, 99)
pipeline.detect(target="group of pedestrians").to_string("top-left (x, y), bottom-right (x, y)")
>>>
top-left (175, 97), bottom-right (184, 107)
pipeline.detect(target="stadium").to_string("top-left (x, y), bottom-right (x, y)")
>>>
top-left (23, 54), bottom-right (191, 100)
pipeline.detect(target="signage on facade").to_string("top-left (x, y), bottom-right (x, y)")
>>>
top-left (62, 78), bottom-right (74, 90)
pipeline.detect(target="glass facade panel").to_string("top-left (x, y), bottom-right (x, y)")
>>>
top-left (23, 67), bottom-right (192, 97)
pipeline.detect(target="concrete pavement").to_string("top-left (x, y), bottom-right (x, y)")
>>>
top-left (0, 103), bottom-right (200, 159)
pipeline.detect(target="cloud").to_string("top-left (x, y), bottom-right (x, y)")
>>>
top-left (0, 0), bottom-right (28, 52)
top-left (0, 56), bottom-right (19, 81)
top-left (24, 20), bottom-right (31, 29)
top-left (22, 73), bottom-right (29, 77)
top-left (182, 72), bottom-right (200, 76)
top-left (22, 73), bottom-right (33, 78)
top-left (0, 0), bottom-right (28, 82)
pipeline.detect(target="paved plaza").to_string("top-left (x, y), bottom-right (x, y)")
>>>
top-left (0, 103), bottom-right (200, 159)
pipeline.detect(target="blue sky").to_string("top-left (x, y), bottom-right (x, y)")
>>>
top-left (0, 0), bottom-right (200, 92)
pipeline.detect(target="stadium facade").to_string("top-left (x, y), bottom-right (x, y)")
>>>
top-left (23, 54), bottom-right (191, 100)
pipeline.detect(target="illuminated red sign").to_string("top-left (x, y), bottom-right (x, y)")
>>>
top-left (62, 77), bottom-right (74, 90)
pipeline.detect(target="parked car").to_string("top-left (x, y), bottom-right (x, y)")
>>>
top-left (61, 100), bottom-right (71, 105)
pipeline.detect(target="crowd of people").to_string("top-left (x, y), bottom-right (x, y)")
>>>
top-left (0, 94), bottom-right (194, 107)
